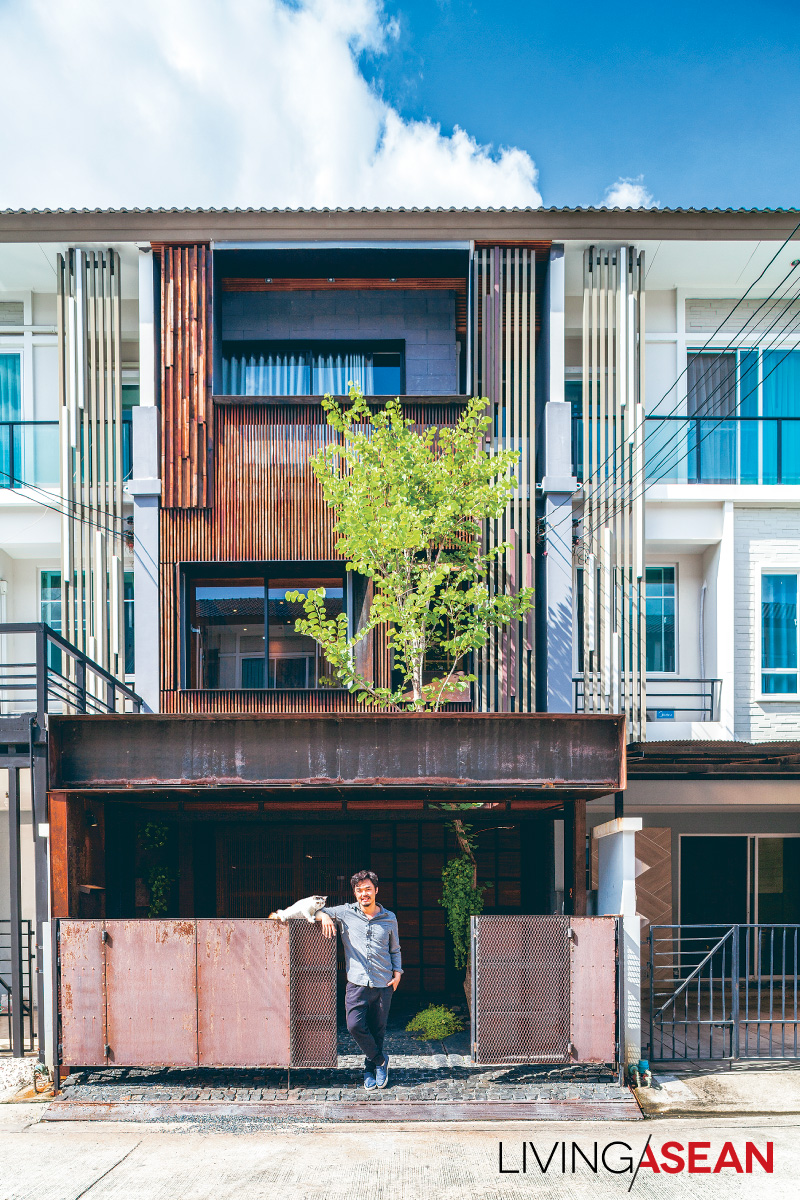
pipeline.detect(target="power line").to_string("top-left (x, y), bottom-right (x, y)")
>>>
top-left (545, 266), bottom-right (800, 544)
top-left (549, 289), bottom-right (800, 552)
top-left (542, 226), bottom-right (800, 540)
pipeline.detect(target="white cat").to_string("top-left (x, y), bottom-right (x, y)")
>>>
top-left (269, 894), bottom-right (327, 923)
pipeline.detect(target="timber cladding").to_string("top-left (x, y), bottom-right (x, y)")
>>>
top-left (159, 244), bottom-right (213, 509)
top-left (159, 401), bottom-right (461, 710)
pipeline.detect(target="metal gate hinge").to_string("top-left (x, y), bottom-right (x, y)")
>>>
top-left (567, 926), bottom-right (574, 940)
top-left (104, 1044), bottom-right (111, 1058)
top-left (101, 930), bottom-right (108, 943)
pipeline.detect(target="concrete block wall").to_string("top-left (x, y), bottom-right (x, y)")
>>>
top-left (734, 506), bottom-right (800, 739)
top-left (221, 289), bottom-right (459, 395)
top-left (686, 297), bottom-right (800, 346)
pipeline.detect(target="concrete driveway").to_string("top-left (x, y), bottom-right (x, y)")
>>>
top-left (0, 1104), bottom-right (796, 1199)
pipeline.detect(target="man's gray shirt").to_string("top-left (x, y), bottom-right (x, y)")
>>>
top-left (322, 902), bottom-right (402, 987)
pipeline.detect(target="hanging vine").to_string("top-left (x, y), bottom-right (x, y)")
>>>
top-left (439, 805), bottom-right (486, 972)
top-left (137, 821), bottom-right (173, 918)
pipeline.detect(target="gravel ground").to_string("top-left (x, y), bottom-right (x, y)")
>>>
top-left (54, 1008), bottom-right (621, 1108)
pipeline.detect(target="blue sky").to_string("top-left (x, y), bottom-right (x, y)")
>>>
top-left (364, 0), bottom-right (800, 208)
top-left (0, 0), bottom-right (797, 209)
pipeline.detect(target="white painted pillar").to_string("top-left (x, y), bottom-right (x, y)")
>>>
top-left (125, 248), bottom-right (161, 712)
top-left (716, 500), bottom-right (735, 736)
top-left (594, 816), bottom-right (642, 1069)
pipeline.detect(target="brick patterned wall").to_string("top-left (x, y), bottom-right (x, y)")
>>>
top-left (221, 289), bottom-right (458, 394)
top-left (734, 507), bottom-right (800, 740)
top-left (686, 298), bottom-right (800, 346)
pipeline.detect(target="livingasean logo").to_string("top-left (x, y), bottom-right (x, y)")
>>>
top-left (499, 1138), bottom-right (773, 1184)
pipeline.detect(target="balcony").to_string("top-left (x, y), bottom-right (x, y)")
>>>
top-left (0, 418), bottom-right (133, 489)
top-left (0, 421), bottom-right (59, 488)
top-left (574, 676), bottom-right (722, 730)
top-left (646, 416), bottom-right (800, 485)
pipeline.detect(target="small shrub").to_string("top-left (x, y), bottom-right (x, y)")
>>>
top-left (405, 1004), bottom-right (465, 1042)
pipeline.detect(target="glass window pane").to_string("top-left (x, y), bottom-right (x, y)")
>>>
top-left (758, 838), bottom-right (800, 923)
top-left (761, 672), bottom-right (798, 694)
top-left (189, 579), bottom-right (266, 689)
top-left (645, 567), bottom-right (676, 673)
top-left (371, 352), bottom-right (403, 395)
top-left (268, 579), bottom-right (343, 689)
top-left (762, 573), bottom-right (797, 670)
top-left (0, 353), bottom-right (22, 421)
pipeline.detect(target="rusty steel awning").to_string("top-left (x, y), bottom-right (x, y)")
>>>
top-left (48, 713), bottom-right (625, 797)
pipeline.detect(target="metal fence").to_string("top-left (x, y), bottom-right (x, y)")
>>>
top-left (470, 914), bottom-right (618, 1066)
top-left (648, 924), bottom-right (800, 1061)
top-left (0, 623), bottom-right (142, 716)
top-left (58, 918), bottom-right (337, 1074)
top-left (0, 920), bottom-right (35, 1054)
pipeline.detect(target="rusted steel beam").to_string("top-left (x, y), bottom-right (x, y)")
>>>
top-left (49, 713), bottom-right (625, 793)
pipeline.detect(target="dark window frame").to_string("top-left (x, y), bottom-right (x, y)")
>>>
top-left (180, 560), bottom-right (349, 692)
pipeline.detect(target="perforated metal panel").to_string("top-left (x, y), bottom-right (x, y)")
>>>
top-left (472, 915), bottom-right (571, 1064)
top-left (289, 920), bottom-right (338, 1068)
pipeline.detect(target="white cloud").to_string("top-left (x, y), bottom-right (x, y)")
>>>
top-left (602, 175), bottom-right (659, 209)
top-left (0, 0), bottom-right (541, 210)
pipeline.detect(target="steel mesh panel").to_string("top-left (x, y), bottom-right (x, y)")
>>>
top-left (474, 915), bottom-right (570, 1064)
top-left (289, 921), bottom-right (338, 1068)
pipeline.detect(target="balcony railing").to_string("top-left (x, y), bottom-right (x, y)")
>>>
top-left (569, 414), bottom-right (800, 486)
top-left (574, 676), bottom-right (721, 723)
top-left (0, 421), bottom-right (59, 488)
top-left (0, 623), bottom-right (142, 719)
top-left (0, 417), bottom-right (132, 490)
top-left (647, 416), bottom-right (800, 485)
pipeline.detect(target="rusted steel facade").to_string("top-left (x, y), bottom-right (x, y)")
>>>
top-left (58, 918), bottom-right (336, 1069)
top-left (48, 713), bottom-right (625, 794)
top-left (470, 915), bottom-right (617, 1065)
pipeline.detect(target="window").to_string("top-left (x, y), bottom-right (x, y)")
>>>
top-left (124, 571), bottom-right (135, 675)
top-left (674, 349), bottom-right (800, 485)
top-left (221, 341), bottom-right (404, 397)
top-left (761, 572), bottom-right (798, 694)
top-left (186, 569), bottom-right (345, 690)
top-left (41, 570), bottom-right (62, 672)
top-left (0, 352), bottom-right (22, 489)
top-left (645, 567), bottom-right (676, 673)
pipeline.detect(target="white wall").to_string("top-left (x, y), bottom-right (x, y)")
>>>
top-left (735, 506), bottom-right (800, 740)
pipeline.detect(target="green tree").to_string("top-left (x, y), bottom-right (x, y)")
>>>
top-left (287, 387), bottom-right (534, 711)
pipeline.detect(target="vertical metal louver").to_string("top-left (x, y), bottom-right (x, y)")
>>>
top-left (471, 247), bottom-right (538, 712)
top-left (579, 247), bottom-right (646, 741)
top-left (57, 249), bottom-right (126, 686)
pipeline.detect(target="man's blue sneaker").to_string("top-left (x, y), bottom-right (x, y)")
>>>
top-left (363, 1066), bottom-right (377, 1090)
top-left (375, 1056), bottom-right (389, 1089)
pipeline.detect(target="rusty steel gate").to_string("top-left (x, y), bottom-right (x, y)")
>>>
top-left (57, 919), bottom-right (337, 1070)
top-left (470, 915), bottom-right (618, 1065)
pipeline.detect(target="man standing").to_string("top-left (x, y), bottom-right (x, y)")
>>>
top-left (316, 870), bottom-right (402, 1091)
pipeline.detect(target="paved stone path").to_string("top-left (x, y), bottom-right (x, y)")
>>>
top-left (54, 1008), bottom-right (624, 1108)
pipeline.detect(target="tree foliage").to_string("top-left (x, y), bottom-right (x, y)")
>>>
top-left (287, 387), bottom-right (534, 710)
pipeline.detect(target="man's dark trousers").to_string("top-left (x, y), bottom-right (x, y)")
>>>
top-left (345, 982), bottom-right (393, 1068)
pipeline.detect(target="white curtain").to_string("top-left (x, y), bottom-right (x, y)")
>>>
top-left (222, 349), bottom-right (375, 396)
top-left (313, 352), bottom-right (374, 395)
top-left (222, 352), bottom-right (309, 396)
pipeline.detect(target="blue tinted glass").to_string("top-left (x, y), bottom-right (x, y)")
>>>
top-left (739, 351), bottom-right (759, 484)
top-left (645, 567), bottom-right (676, 673)
top-left (762, 574), bottom-right (797, 669)
top-left (762, 673), bottom-right (798, 694)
